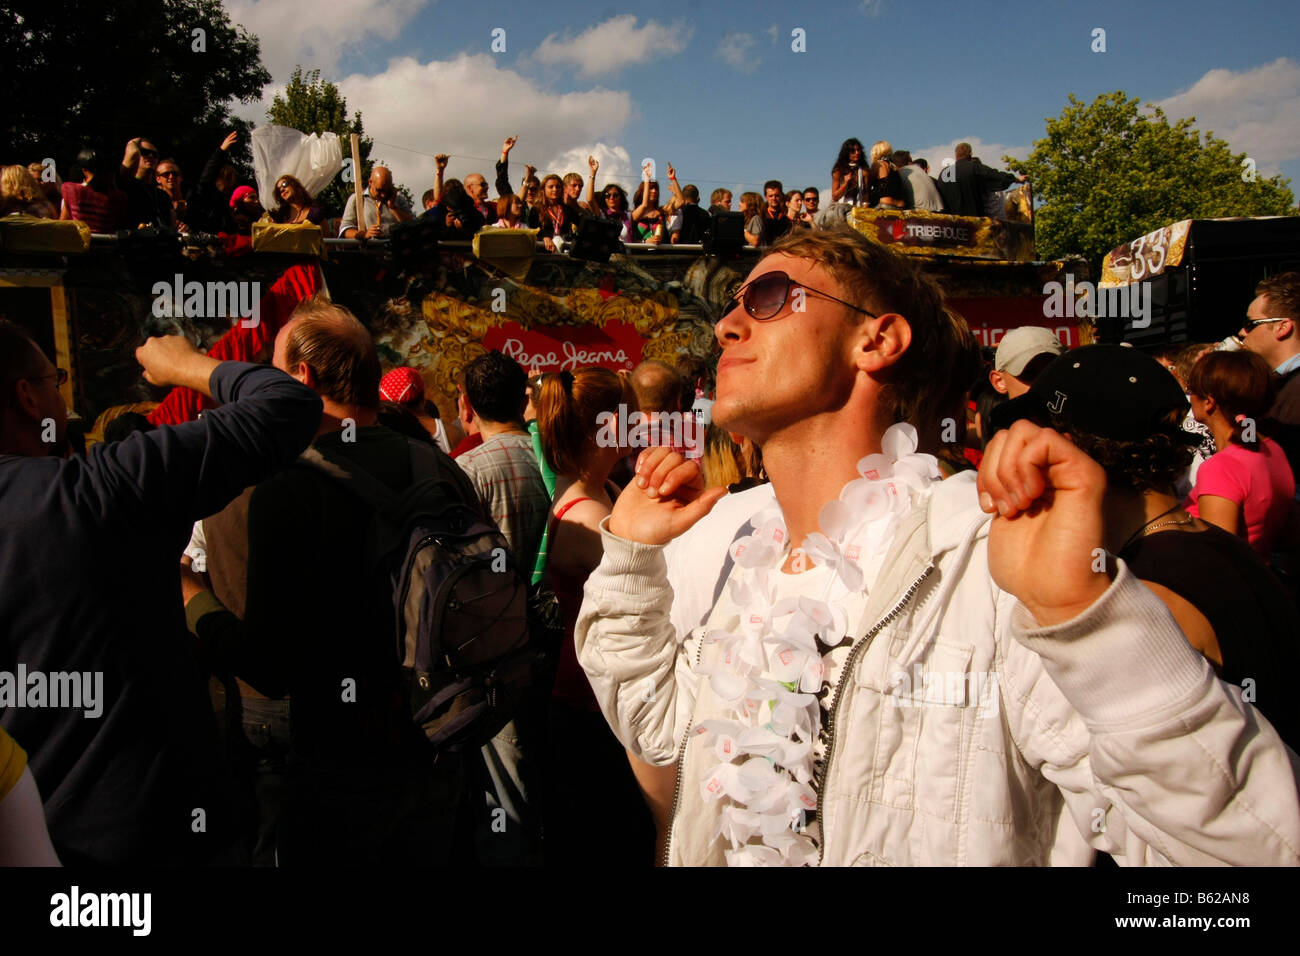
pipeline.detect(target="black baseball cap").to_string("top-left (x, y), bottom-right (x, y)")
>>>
top-left (993, 344), bottom-right (1200, 444)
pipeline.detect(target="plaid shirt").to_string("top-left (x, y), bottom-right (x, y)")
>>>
top-left (456, 432), bottom-right (550, 571)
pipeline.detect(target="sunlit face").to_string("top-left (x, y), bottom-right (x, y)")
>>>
top-left (712, 253), bottom-right (871, 442)
top-left (544, 179), bottom-right (561, 202)
top-left (564, 179), bottom-right (582, 200)
top-left (604, 189), bottom-right (621, 210)
top-left (525, 182), bottom-right (540, 202)
top-left (466, 175), bottom-right (487, 201)
top-left (1238, 293), bottom-right (1292, 367)
top-left (765, 187), bottom-right (782, 212)
top-left (137, 141), bottom-right (158, 172)
top-left (156, 164), bottom-right (182, 195)
top-left (718, 192), bottom-right (732, 210)
top-left (803, 192), bottom-right (819, 210)
top-left (276, 179), bottom-right (294, 202)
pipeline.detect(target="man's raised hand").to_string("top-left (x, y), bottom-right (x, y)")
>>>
top-left (977, 420), bottom-right (1111, 627)
top-left (609, 447), bottom-right (726, 546)
top-left (502, 135), bottom-right (517, 153)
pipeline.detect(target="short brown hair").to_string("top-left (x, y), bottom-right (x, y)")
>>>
top-left (282, 296), bottom-right (380, 409)
top-left (537, 367), bottom-right (634, 476)
top-left (768, 227), bottom-right (976, 441)
top-left (0, 319), bottom-right (44, 413)
top-left (710, 188), bottom-right (731, 206)
top-left (1256, 272), bottom-right (1300, 320)
top-left (1187, 349), bottom-right (1277, 447)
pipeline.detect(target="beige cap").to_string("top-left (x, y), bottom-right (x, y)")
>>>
top-left (995, 327), bottom-right (1065, 376)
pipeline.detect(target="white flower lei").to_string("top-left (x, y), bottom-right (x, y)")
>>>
top-left (694, 423), bottom-right (940, 866)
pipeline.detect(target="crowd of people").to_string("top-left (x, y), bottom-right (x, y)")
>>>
top-left (2, 132), bottom-right (1026, 251)
top-left (2, 194), bottom-right (1299, 865)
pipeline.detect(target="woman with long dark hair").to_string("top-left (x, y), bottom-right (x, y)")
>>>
top-left (630, 179), bottom-right (666, 244)
top-left (270, 174), bottom-right (324, 225)
top-left (830, 137), bottom-right (867, 207)
top-left (594, 182), bottom-right (632, 241)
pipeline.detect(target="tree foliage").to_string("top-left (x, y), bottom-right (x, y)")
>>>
top-left (1, 0), bottom-right (270, 181)
top-left (267, 66), bottom-right (411, 217)
top-left (1006, 92), bottom-right (1295, 270)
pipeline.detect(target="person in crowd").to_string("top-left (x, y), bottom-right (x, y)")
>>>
top-left (464, 171), bottom-right (499, 226)
top-left (971, 378), bottom-right (1007, 450)
top-left (895, 151), bottom-right (945, 212)
top-left (709, 188), bottom-right (733, 214)
top-left (0, 726), bottom-right (61, 865)
top-left (830, 138), bottom-right (867, 210)
top-left (229, 185), bottom-right (265, 235)
top-left (701, 425), bottom-right (766, 493)
top-left (786, 190), bottom-right (813, 229)
top-left (590, 182), bottom-right (632, 241)
top-left (450, 379), bottom-right (484, 458)
top-left (669, 184), bottom-right (712, 244)
top-left (520, 174), bottom-right (543, 224)
top-left (937, 142), bottom-right (1026, 218)
top-left (181, 297), bottom-right (476, 866)
top-left (1239, 272), bottom-right (1300, 479)
top-left (739, 191), bottom-right (764, 247)
top-left (574, 225), bottom-right (1300, 867)
top-left (998, 344), bottom-right (1300, 748)
top-left (563, 171), bottom-right (590, 217)
top-left (269, 174), bottom-right (324, 226)
top-left (535, 367), bottom-right (660, 864)
top-left (1185, 349), bottom-right (1295, 559)
top-left (187, 131), bottom-right (240, 235)
top-left (455, 349), bottom-right (550, 864)
top-left (59, 147), bottom-right (128, 232)
top-left (0, 165), bottom-right (57, 218)
top-left (26, 159), bottom-right (61, 208)
top-left (801, 187), bottom-right (820, 221)
top-left (0, 319), bottom-right (322, 865)
top-left (630, 176), bottom-right (668, 244)
top-left (914, 158), bottom-right (930, 173)
top-left (758, 179), bottom-right (793, 246)
top-left (493, 135), bottom-right (519, 201)
top-left (534, 174), bottom-right (579, 252)
top-left (1151, 343), bottom-right (1215, 493)
top-left (424, 179), bottom-right (485, 240)
top-left (154, 158), bottom-right (188, 230)
top-left (988, 326), bottom-right (1065, 398)
top-left (339, 165), bottom-right (412, 239)
top-left (378, 365), bottom-right (453, 453)
top-left (868, 140), bottom-right (906, 210)
top-left (421, 189), bottom-right (437, 211)
top-left (118, 136), bottom-right (173, 228)
top-left (489, 193), bottom-right (528, 229)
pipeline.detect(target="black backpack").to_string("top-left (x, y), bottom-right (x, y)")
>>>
top-left (301, 440), bottom-right (536, 752)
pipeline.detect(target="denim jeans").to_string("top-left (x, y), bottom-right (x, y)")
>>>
top-left (238, 696), bottom-right (291, 867)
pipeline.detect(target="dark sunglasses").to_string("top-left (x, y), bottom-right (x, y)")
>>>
top-left (1242, 316), bottom-right (1290, 331)
top-left (719, 271), bottom-right (878, 322)
top-left (139, 148), bottom-right (159, 159)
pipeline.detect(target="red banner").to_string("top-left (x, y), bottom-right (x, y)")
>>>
top-left (482, 320), bottom-right (645, 373)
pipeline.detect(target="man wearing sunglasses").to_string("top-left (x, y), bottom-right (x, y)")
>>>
top-left (119, 136), bottom-right (173, 229)
top-left (574, 227), bottom-right (1300, 866)
top-left (1240, 272), bottom-right (1300, 478)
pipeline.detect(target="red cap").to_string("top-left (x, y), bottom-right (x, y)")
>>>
top-left (229, 185), bottom-right (257, 209)
top-left (380, 367), bottom-right (425, 406)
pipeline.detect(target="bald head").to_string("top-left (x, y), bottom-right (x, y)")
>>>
top-left (631, 360), bottom-right (688, 414)
top-left (369, 166), bottom-right (392, 191)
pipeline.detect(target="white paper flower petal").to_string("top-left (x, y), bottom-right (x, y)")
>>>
top-left (881, 422), bottom-right (919, 460)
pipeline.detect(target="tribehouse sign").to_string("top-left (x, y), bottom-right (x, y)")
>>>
top-left (484, 320), bottom-right (643, 373)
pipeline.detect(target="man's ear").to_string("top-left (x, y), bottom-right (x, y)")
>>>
top-left (10, 378), bottom-right (42, 420)
top-left (858, 312), bottom-right (911, 373)
top-left (989, 368), bottom-right (1009, 395)
top-left (289, 362), bottom-right (315, 389)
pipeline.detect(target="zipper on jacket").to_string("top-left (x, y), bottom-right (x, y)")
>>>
top-left (815, 565), bottom-right (934, 866)
top-left (662, 635), bottom-right (708, 867)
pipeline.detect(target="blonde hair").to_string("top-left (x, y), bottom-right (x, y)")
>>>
top-left (869, 141), bottom-right (893, 165)
top-left (0, 165), bottom-right (45, 204)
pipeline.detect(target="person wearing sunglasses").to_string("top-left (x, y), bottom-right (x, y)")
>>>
top-left (118, 137), bottom-right (173, 229)
top-left (574, 226), bottom-right (1300, 867)
top-left (269, 174), bottom-right (324, 226)
top-left (1239, 272), bottom-right (1300, 483)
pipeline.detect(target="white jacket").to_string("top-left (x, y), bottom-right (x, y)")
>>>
top-left (576, 473), bottom-right (1300, 866)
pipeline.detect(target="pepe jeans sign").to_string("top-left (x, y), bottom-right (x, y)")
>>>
top-left (484, 321), bottom-right (644, 372)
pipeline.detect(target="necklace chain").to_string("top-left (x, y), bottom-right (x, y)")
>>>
top-left (1119, 503), bottom-right (1194, 554)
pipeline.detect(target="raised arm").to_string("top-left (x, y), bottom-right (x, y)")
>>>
top-left (496, 135), bottom-right (517, 197)
top-left (586, 155), bottom-right (599, 206)
top-left (663, 163), bottom-right (683, 215)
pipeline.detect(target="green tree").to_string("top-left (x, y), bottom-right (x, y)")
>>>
top-left (1007, 92), bottom-right (1295, 271)
top-left (267, 66), bottom-right (411, 217)
top-left (1, 0), bottom-right (269, 182)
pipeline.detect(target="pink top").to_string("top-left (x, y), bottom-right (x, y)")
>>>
top-left (1186, 437), bottom-right (1296, 558)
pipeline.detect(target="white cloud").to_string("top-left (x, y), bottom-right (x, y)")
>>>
top-left (532, 15), bottom-right (692, 77)
top-left (1156, 58), bottom-right (1300, 176)
top-left (908, 136), bottom-right (1031, 171)
top-left (329, 53), bottom-right (633, 197)
top-left (716, 33), bottom-right (758, 74)
top-left (223, 0), bottom-right (430, 79)
top-left (859, 0), bottom-right (885, 17)
top-left (766, 24), bottom-right (778, 45)
top-left (546, 144), bottom-right (633, 191)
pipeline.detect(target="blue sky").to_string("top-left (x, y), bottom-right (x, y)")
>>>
top-left (225, 0), bottom-right (1300, 203)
